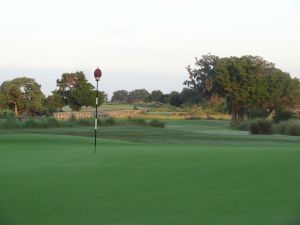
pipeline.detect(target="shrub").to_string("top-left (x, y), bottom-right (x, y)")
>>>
top-left (274, 120), bottom-right (300, 136)
top-left (77, 119), bottom-right (94, 126)
top-left (236, 119), bottom-right (263, 131)
top-left (273, 110), bottom-right (293, 123)
top-left (104, 118), bottom-right (116, 126)
top-left (47, 117), bottom-right (60, 127)
top-left (273, 121), bottom-right (288, 134)
top-left (0, 116), bottom-right (19, 129)
top-left (127, 117), bottom-right (147, 126)
top-left (126, 117), bottom-right (165, 128)
top-left (24, 119), bottom-right (38, 128)
top-left (57, 121), bottom-right (74, 128)
top-left (206, 115), bottom-right (215, 120)
top-left (250, 120), bottom-right (273, 135)
top-left (0, 111), bottom-right (15, 119)
top-left (149, 119), bottom-right (165, 128)
top-left (237, 120), bottom-right (251, 131)
top-left (24, 119), bottom-right (49, 128)
top-left (68, 114), bottom-right (77, 122)
top-left (185, 116), bottom-right (202, 120)
top-left (286, 123), bottom-right (300, 136)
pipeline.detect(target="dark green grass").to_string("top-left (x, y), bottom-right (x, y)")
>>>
top-left (1, 120), bottom-right (300, 225)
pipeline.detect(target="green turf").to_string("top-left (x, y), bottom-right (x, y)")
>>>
top-left (1, 120), bottom-right (300, 225)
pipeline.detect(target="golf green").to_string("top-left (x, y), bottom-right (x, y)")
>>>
top-left (1, 121), bottom-right (300, 225)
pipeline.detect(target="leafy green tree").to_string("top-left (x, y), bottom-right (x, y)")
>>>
top-left (254, 69), bottom-right (300, 115)
top-left (111, 90), bottom-right (129, 103)
top-left (207, 94), bottom-right (226, 112)
top-left (180, 88), bottom-right (202, 105)
top-left (44, 91), bottom-right (64, 114)
top-left (150, 90), bottom-right (164, 103)
top-left (56, 71), bottom-right (103, 111)
top-left (184, 54), bottom-right (220, 100)
top-left (101, 91), bottom-right (108, 103)
top-left (161, 94), bottom-right (170, 104)
top-left (0, 77), bottom-right (45, 117)
top-left (168, 91), bottom-right (183, 107)
top-left (127, 89), bottom-right (150, 103)
top-left (215, 57), bottom-right (254, 125)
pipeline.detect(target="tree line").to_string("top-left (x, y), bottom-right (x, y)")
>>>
top-left (112, 55), bottom-right (300, 125)
top-left (0, 72), bottom-right (106, 117)
top-left (1, 54), bottom-right (299, 124)
top-left (111, 88), bottom-right (200, 107)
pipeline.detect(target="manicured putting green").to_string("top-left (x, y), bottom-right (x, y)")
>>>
top-left (1, 131), bottom-right (300, 225)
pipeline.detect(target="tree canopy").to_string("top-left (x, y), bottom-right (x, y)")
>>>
top-left (185, 54), bottom-right (300, 125)
top-left (0, 77), bottom-right (45, 117)
top-left (56, 71), bottom-right (103, 111)
top-left (111, 90), bottom-right (129, 103)
top-left (149, 90), bottom-right (164, 103)
top-left (0, 56), bottom-right (298, 121)
top-left (168, 91), bottom-right (183, 107)
top-left (44, 91), bottom-right (64, 114)
top-left (127, 89), bottom-right (150, 103)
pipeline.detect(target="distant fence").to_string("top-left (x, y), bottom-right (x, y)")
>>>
top-left (53, 110), bottom-right (147, 120)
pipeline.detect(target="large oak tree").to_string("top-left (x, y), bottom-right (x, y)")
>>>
top-left (0, 77), bottom-right (45, 117)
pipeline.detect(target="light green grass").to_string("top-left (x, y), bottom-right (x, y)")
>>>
top-left (1, 120), bottom-right (300, 225)
top-left (83, 103), bottom-right (134, 111)
top-left (61, 103), bottom-right (134, 112)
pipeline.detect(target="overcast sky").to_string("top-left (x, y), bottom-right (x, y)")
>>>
top-left (0, 0), bottom-right (299, 98)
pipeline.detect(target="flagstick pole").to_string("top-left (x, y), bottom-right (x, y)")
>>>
top-left (95, 80), bottom-right (99, 153)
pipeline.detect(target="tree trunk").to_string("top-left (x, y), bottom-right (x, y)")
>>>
top-left (231, 105), bottom-right (244, 126)
top-left (231, 106), bottom-right (238, 127)
top-left (29, 110), bottom-right (33, 118)
top-left (237, 106), bottom-right (245, 124)
top-left (11, 101), bottom-right (19, 118)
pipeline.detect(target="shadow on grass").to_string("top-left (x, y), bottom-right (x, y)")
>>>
top-left (287, 216), bottom-right (300, 225)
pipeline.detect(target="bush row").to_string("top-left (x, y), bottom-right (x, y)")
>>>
top-left (0, 117), bottom-right (165, 129)
top-left (127, 117), bottom-right (165, 128)
top-left (0, 111), bottom-right (15, 119)
top-left (237, 119), bottom-right (300, 136)
top-left (274, 120), bottom-right (300, 136)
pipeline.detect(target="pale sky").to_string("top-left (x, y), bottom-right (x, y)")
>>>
top-left (0, 0), bottom-right (299, 98)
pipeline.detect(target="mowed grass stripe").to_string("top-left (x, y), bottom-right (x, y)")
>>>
top-left (1, 121), bottom-right (300, 146)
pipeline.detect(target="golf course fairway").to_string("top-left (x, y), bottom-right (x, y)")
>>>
top-left (1, 121), bottom-right (300, 225)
